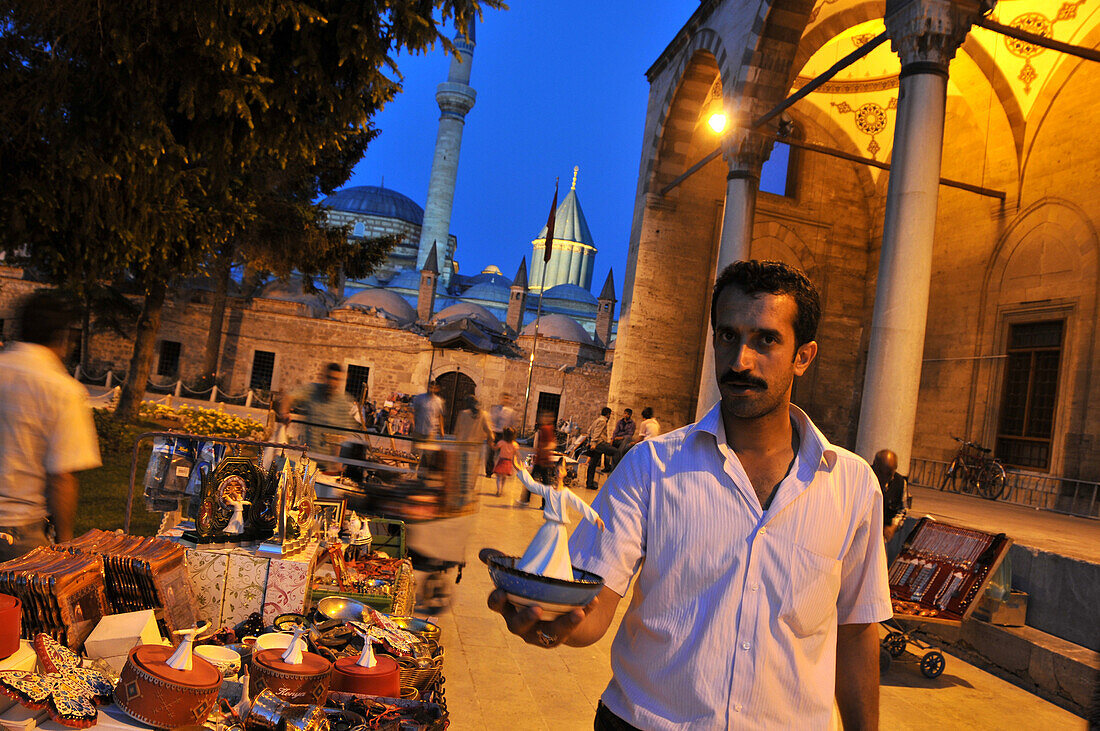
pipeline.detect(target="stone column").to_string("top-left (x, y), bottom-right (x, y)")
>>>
top-left (695, 127), bottom-right (772, 420)
top-left (855, 0), bottom-right (978, 470)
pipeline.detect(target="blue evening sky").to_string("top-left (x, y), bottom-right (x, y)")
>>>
top-left (346, 2), bottom-right (787, 296)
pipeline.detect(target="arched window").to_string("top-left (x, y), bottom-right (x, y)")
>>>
top-left (760, 123), bottom-right (801, 198)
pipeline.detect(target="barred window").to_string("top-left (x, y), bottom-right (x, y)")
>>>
top-left (536, 391), bottom-right (561, 423)
top-left (157, 340), bottom-right (181, 377)
top-left (996, 321), bottom-right (1063, 471)
top-left (249, 350), bottom-right (276, 391)
top-left (345, 364), bottom-right (370, 400)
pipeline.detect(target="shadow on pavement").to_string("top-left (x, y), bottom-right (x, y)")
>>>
top-left (881, 662), bottom-right (975, 690)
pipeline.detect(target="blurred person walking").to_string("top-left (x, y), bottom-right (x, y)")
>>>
top-left (486, 393), bottom-right (516, 476)
top-left (455, 395), bottom-right (493, 489)
top-left (0, 290), bottom-right (101, 560)
top-left (518, 409), bottom-right (555, 509)
top-left (276, 362), bottom-right (359, 467)
top-left (492, 428), bottom-right (519, 498)
top-left (411, 379), bottom-right (445, 441)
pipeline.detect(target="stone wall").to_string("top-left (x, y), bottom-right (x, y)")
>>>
top-left (4, 274), bottom-right (612, 437)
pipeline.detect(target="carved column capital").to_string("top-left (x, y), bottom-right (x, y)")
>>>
top-left (722, 126), bottom-right (774, 179)
top-left (884, 0), bottom-right (985, 70)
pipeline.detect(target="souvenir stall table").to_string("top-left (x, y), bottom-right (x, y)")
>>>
top-left (879, 517), bottom-right (1013, 677)
top-left (0, 432), bottom-right (450, 730)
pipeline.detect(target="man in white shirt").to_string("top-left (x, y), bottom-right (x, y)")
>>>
top-left (636, 407), bottom-right (660, 442)
top-left (489, 260), bottom-right (891, 730)
top-left (0, 291), bottom-right (101, 560)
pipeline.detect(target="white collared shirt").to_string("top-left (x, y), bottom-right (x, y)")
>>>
top-left (569, 404), bottom-right (891, 730)
top-left (0, 343), bottom-right (101, 525)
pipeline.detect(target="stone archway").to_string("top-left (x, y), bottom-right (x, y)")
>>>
top-left (436, 370), bottom-right (477, 435)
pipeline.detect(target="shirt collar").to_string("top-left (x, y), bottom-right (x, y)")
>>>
top-left (688, 401), bottom-right (838, 472)
top-left (4, 342), bottom-right (67, 375)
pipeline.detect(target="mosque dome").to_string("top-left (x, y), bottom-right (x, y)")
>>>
top-left (433, 302), bottom-right (504, 333)
top-left (521, 314), bottom-right (592, 344)
top-left (465, 265), bottom-right (512, 288)
top-left (461, 282), bottom-right (511, 304)
top-left (542, 283), bottom-right (597, 306)
top-left (258, 278), bottom-right (334, 316)
top-left (336, 288), bottom-right (417, 323)
top-left (321, 185), bottom-right (425, 226)
top-left (386, 269), bottom-right (448, 294)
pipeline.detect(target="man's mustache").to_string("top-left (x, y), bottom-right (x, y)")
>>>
top-left (720, 371), bottom-right (767, 389)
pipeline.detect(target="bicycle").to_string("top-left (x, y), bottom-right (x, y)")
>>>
top-left (940, 436), bottom-right (1007, 500)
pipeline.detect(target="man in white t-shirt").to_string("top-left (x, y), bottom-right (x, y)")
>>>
top-left (636, 407), bottom-right (660, 442)
top-left (0, 291), bottom-right (101, 560)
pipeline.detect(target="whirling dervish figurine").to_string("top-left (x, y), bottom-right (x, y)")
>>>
top-left (166, 622), bottom-right (210, 671)
top-left (514, 457), bottom-right (604, 581)
top-left (225, 498), bottom-right (252, 535)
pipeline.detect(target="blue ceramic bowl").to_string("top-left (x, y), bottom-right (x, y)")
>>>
top-left (487, 555), bottom-right (604, 618)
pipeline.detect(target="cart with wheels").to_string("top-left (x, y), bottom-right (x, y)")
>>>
top-left (879, 517), bottom-right (1013, 677)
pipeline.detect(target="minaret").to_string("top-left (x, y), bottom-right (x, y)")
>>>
top-left (418, 243), bottom-right (439, 322)
top-left (416, 21), bottom-right (477, 286)
top-left (507, 257), bottom-right (529, 334)
top-left (596, 269), bottom-right (616, 347)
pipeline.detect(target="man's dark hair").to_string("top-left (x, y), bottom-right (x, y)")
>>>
top-left (600, 407), bottom-right (612, 417)
top-left (624, 408), bottom-right (633, 416)
top-left (325, 362), bottom-right (343, 373)
top-left (17, 289), bottom-right (79, 346)
top-left (711, 260), bottom-right (821, 347)
top-left (641, 407), bottom-right (653, 419)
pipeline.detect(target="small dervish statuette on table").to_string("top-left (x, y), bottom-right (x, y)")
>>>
top-left (513, 458), bottom-right (605, 581)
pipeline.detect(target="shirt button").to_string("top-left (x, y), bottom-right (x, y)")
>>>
top-left (758, 527), bottom-right (767, 536)
top-left (741, 641), bottom-right (751, 650)
top-left (750, 584), bottom-right (759, 592)
top-left (734, 704), bottom-right (743, 713)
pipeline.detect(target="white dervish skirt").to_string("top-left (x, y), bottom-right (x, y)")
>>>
top-left (516, 519), bottom-right (573, 581)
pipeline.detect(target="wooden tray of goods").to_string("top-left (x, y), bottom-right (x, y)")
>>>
top-left (888, 517), bottom-right (1012, 625)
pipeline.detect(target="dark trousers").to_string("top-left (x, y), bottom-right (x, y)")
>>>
top-left (485, 431), bottom-right (502, 476)
top-left (594, 702), bottom-right (642, 731)
top-left (521, 464), bottom-right (552, 506)
top-left (586, 442), bottom-right (617, 488)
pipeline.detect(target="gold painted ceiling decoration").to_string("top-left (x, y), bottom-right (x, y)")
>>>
top-left (831, 98), bottom-right (897, 158)
top-left (1001, 0), bottom-right (1087, 93)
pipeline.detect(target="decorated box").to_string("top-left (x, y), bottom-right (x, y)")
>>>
top-left (183, 542), bottom-right (319, 630)
top-left (184, 549), bottom-right (230, 628)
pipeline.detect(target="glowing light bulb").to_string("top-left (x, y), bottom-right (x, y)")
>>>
top-left (708, 113), bottom-right (727, 133)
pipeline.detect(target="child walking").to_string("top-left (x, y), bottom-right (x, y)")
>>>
top-left (491, 428), bottom-right (519, 498)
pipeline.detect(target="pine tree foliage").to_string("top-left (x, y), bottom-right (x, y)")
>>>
top-left (0, 0), bottom-right (501, 417)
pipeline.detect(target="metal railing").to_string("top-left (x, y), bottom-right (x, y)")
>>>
top-left (909, 457), bottom-right (1099, 519)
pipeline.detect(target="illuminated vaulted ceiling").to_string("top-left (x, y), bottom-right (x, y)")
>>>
top-left (692, 0), bottom-right (1099, 184)
top-left (969, 0), bottom-right (1100, 117)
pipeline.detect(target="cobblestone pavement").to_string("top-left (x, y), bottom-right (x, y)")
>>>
top-left (430, 475), bottom-right (1085, 730)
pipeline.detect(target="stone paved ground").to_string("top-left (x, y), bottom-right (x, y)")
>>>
top-left (428, 475), bottom-right (1085, 730)
top-left (907, 486), bottom-right (1100, 564)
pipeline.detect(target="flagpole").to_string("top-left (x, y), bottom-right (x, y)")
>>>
top-left (522, 178), bottom-right (558, 435)
top-left (521, 251), bottom-right (550, 434)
